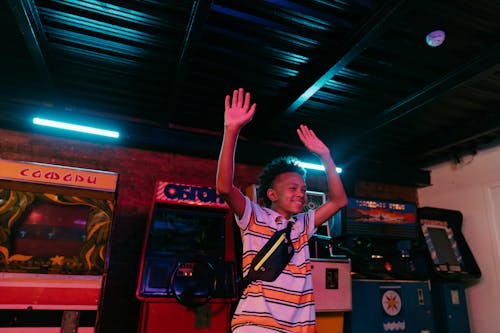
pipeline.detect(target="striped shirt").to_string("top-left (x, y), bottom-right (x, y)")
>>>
top-left (232, 196), bottom-right (317, 333)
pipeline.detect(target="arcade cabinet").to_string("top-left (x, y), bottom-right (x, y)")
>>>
top-left (335, 197), bottom-right (436, 333)
top-left (417, 207), bottom-right (481, 333)
top-left (136, 181), bottom-right (238, 333)
top-left (0, 159), bottom-right (119, 332)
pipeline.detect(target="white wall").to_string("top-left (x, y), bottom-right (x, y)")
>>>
top-left (418, 143), bottom-right (500, 333)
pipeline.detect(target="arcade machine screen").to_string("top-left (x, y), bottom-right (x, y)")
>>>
top-left (341, 197), bottom-right (418, 239)
top-left (418, 207), bottom-right (481, 281)
top-left (1, 187), bottom-right (115, 275)
top-left (333, 197), bottom-right (419, 279)
top-left (13, 203), bottom-right (88, 258)
top-left (421, 220), bottom-right (463, 272)
top-left (148, 206), bottom-right (225, 259)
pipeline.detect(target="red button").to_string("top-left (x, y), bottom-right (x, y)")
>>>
top-left (385, 262), bottom-right (392, 271)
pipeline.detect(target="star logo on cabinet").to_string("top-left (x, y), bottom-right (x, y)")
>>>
top-left (382, 289), bottom-right (402, 316)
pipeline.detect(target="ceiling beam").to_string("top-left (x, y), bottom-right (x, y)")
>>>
top-left (416, 109), bottom-right (500, 166)
top-left (338, 45), bottom-right (500, 168)
top-left (176, 0), bottom-right (213, 77)
top-left (359, 43), bottom-right (500, 138)
top-left (7, 0), bottom-right (52, 89)
top-left (280, 0), bottom-right (410, 115)
top-left (163, 0), bottom-right (213, 125)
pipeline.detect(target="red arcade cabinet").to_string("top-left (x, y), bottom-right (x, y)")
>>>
top-left (0, 159), bottom-right (119, 332)
top-left (136, 181), bottom-right (238, 333)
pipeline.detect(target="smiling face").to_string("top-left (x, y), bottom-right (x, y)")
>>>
top-left (266, 172), bottom-right (307, 219)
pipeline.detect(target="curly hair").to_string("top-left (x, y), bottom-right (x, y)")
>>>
top-left (257, 156), bottom-right (306, 207)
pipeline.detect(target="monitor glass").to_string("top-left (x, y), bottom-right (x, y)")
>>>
top-left (147, 206), bottom-right (226, 259)
top-left (343, 197), bottom-right (418, 239)
top-left (0, 188), bottom-right (115, 275)
top-left (13, 202), bottom-right (89, 257)
top-left (420, 218), bottom-right (463, 272)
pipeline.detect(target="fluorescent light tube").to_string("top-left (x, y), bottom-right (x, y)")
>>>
top-left (33, 117), bottom-right (119, 139)
top-left (298, 161), bottom-right (342, 174)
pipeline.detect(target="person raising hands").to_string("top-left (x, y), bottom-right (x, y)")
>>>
top-left (216, 88), bottom-right (347, 333)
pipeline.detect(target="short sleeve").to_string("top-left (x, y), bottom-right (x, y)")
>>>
top-left (307, 209), bottom-right (317, 239)
top-left (234, 196), bottom-right (252, 230)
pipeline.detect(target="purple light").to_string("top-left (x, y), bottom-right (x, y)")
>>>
top-left (426, 30), bottom-right (446, 47)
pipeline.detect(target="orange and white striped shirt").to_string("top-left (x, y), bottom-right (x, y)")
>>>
top-left (232, 196), bottom-right (317, 333)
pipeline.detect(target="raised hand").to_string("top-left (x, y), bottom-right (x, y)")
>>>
top-left (297, 124), bottom-right (330, 158)
top-left (224, 88), bottom-right (256, 130)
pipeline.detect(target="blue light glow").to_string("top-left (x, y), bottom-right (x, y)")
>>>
top-left (33, 117), bottom-right (120, 138)
top-left (298, 161), bottom-right (342, 174)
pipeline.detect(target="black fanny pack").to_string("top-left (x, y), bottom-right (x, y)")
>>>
top-left (241, 221), bottom-right (295, 289)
